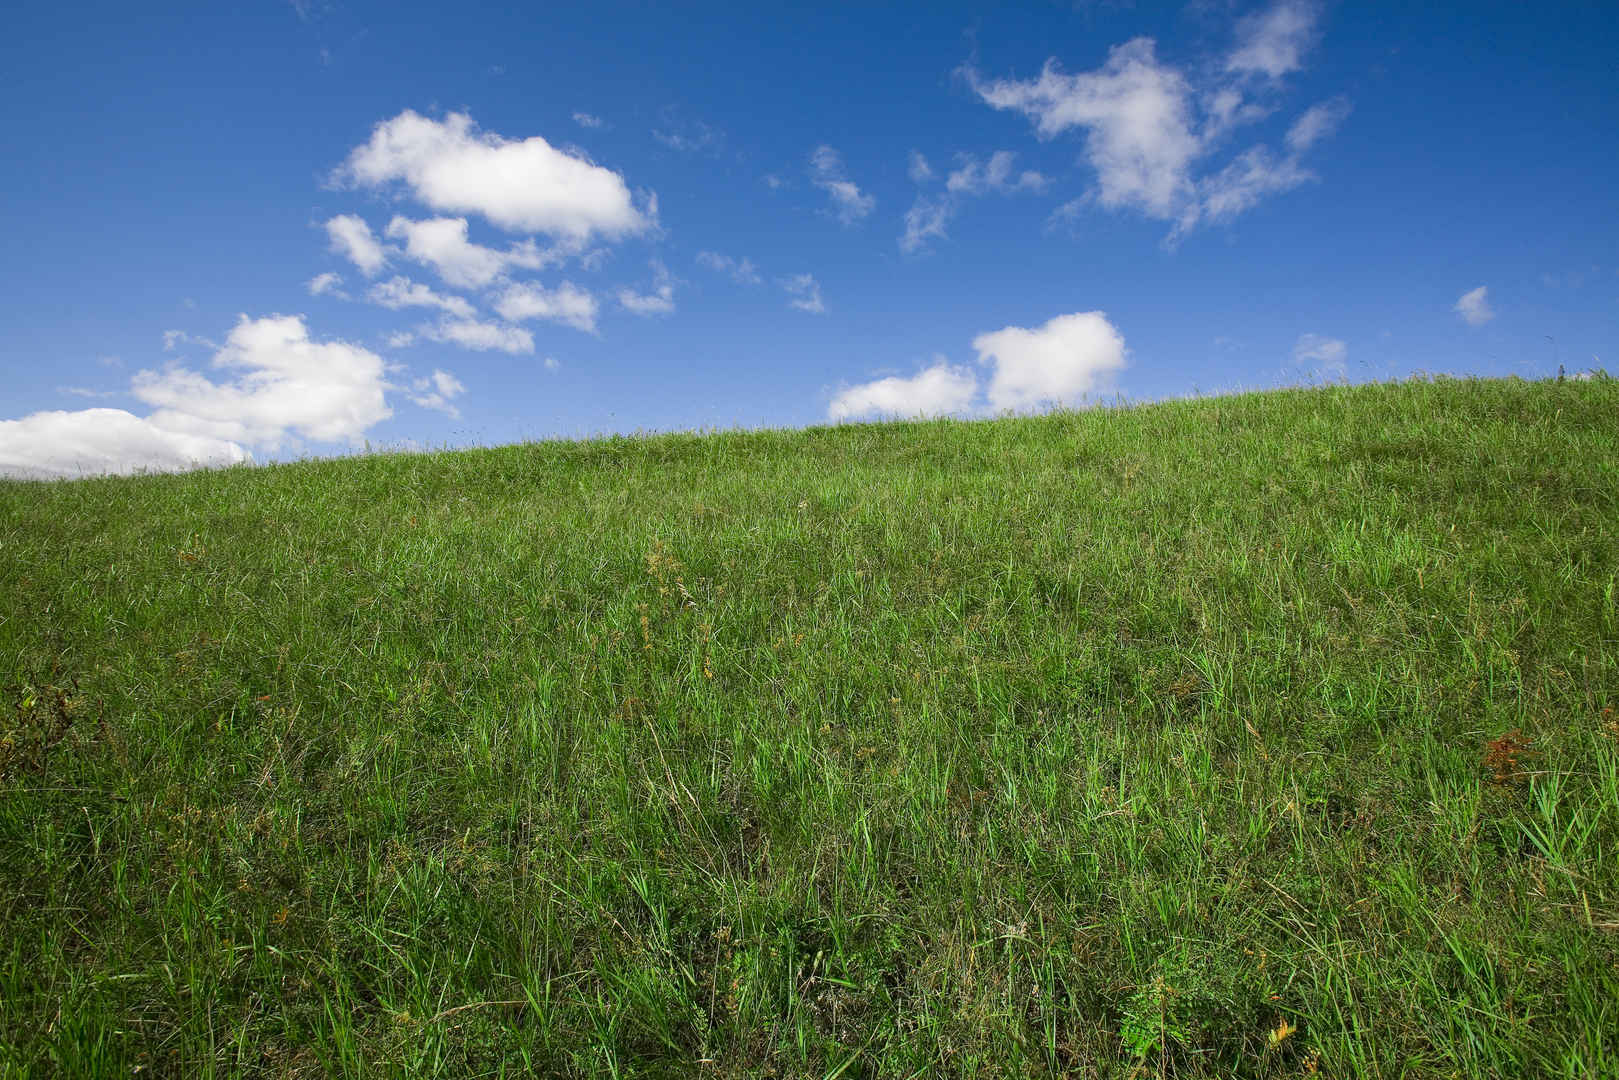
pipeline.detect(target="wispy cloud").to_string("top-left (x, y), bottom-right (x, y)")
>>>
top-left (781, 273), bottom-right (825, 314)
top-left (966, 1), bottom-right (1342, 241)
top-left (366, 275), bottom-right (476, 319)
top-left (405, 369), bottom-right (467, 417)
top-left (491, 281), bottom-right (598, 333)
top-left (809, 145), bottom-right (875, 225)
top-left (419, 317), bottom-right (535, 354)
top-left (1454, 285), bottom-right (1494, 326)
top-left (1293, 333), bottom-right (1347, 378)
top-left (617, 260), bottom-right (677, 316)
top-left (307, 271), bottom-right (346, 297)
top-left (902, 151), bottom-right (1049, 254)
top-left (695, 250), bottom-right (763, 285)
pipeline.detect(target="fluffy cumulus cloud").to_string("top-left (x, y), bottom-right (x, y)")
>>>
top-left (385, 216), bottom-right (552, 290)
top-left (365, 275), bottom-right (476, 319)
top-left (828, 361), bottom-right (978, 421)
top-left (419, 318), bottom-right (535, 354)
top-left (830, 311), bottom-right (1128, 420)
top-left (0, 314), bottom-right (420, 480)
top-left (491, 281), bottom-right (598, 332)
top-left (325, 214), bottom-right (388, 276)
top-left (968, 1), bottom-right (1340, 240)
top-left (336, 110), bottom-right (652, 242)
top-left (974, 311), bottom-right (1127, 412)
top-left (809, 145), bottom-right (875, 225)
top-left (617, 260), bottom-right (676, 316)
top-left (131, 315), bottom-right (391, 447)
top-left (695, 250), bottom-right (762, 285)
top-left (781, 274), bottom-right (825, 314)
top-left (1293, 333), bottom-right (1347, 377)
top-left (0, 409), bottom-right (248, 481)
top-left (1454, 285), bottom-right (1494, 326)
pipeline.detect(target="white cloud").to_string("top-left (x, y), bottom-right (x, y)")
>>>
top-left (385, 216), bottom-right (553, 290)
top-left (973, 311), bottom-right (1127, 412)
top-left (900, 196), bottom-right (952, 254)
top-left (1286, 97), bottom-right (1352, 152)
top-left (0, 409), bottom-right (249, 481)
top-left (1046, 197), bottom-right (1088, 236)
top-left (543, 356), bottom-right (560, 371)
top-left (307, 271), bottom-right (345, 297)
top-left (131, 314), bottom-right (392, 447)
top-left (162, 329), bottom-right (215, 353)
top-left (1177, 146), bottom-right (1313, 236)
top-left (970, 40), bottom-right (1200, 218)
top-left (908, 150), bottom-right (934, 183)
top-left (384, 331), bottom-right (417, 348)
top-left (336, 109), bottom-right (652, 242)
top-left (828, 310), bottom-right (1130, 422)
top-left (324, 214), bottom-right (388, 276)
top-left (406, 369), bottom-right (466, 417)
top-left (900, 152), bottom-right (1048, 253)
top-left (365, 275), bottom-right (476, 319)
top-left (695, 250), bottom-right (763, 285)
top-left (491, 280), bottom-right (598, 332)
top-left (829, 361), bottom-right (978, 421)
top-left (968, 6), bottom-right (1344, 240)
top-left (617, 261), bottom-right (677, 316)
top-left (419, 318), bottom-right (535, 354)
top-left (573, 112), bottom-right (604, 129)
top-left (1454, 286), bottom-right (1494, 326)
top-left (652, 119), bottom-right (721, 154)
top-left (2, 316), bottom-right (413, 478)
top-left (945, 151), bottom-right (1048, 195)
top-left (1227, 0), bottom-right (1321, 81)
top-left (781, 274), bottom-right (825, 314)
top-left (1293, 333), bottom-right (1347, 378)
top-left (809, 145), bottom-right (875, 225)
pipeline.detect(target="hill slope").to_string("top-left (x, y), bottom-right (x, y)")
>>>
top-left (3, 376), bottom-right (1617, 1077)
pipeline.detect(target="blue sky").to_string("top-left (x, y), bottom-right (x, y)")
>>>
top-left (2, 0), bottom-right (1615, 478)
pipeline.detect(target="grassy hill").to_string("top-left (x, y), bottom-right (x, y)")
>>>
top-left (2, 375), bottom-right (1616, 1077)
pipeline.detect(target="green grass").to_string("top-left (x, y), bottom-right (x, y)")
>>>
top-left (3, 375), bottom-right (1618, 1077)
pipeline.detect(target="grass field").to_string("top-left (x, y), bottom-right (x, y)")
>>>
top-left (2, 375), bottom-right (1617, 1077)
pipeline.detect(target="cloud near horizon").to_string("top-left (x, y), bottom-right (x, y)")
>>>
top-left (0, 314), bottom-right (449, 479)
top-left (829, 311), bottom-right (1127, 420)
